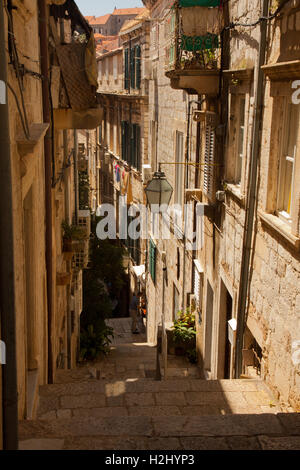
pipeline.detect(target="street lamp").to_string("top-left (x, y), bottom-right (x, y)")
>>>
top-left (144, 170), bottom-right (173, 209)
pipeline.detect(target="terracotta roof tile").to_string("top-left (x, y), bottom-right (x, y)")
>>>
top-left (112, 7), bottom-right (146, 16)
top-left (87, 14), bottom-right (111, 25)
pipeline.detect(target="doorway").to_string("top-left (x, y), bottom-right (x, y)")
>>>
top-left (23, 187), bottom-right (38, 418)
top-left (204, 281), bottom-right (214, 372)
top-left (218, 280), bottom-right (233, 379)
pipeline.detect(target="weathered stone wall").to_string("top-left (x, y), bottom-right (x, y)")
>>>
top-left (146, 0), bottom-right (199, 344)
top-left (202, 0), bottom-right (300, 408)
top-left (4, 1), bottom-right (48, 418)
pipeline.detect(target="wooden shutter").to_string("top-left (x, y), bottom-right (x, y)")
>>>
top-left (149, 239), bottom-right (156, 282)
top-left (135, 45), bottom-right (141, 89)
top-left (121, 121), bottom-right (126, 161)
top-left (124, 48), bottom-right (130, 90)
top-left (136, 124), bottom-right (141, 171)
top-left (130, 47), bottom-right (135, 89)
top-left (203, 125), bottom-right (215, 198)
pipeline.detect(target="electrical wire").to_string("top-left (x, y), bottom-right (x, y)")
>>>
top-left (4, 3), bottom-right (30, 138)
top-left (6, 82), bottom-right (30, 140)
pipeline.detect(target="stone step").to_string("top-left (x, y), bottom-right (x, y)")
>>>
top-left (37, 378), bottom-right (278, 419)
top-left (18, 434), bottom-right (300, 451)
top-left (19, 413), bottom-right (300, 449)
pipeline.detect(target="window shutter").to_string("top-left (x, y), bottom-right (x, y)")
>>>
top-left (130, 47), bottom-right (135, 89)
top-left (121, 121), bottom-right (126, 161)
top-left (203, 125), bottom-right (215, 198)
top-left (135, 45), bottom-right (141, 89)
top-left (124, 48), bottom-right (130, 90)
top-left (149, 239), bottom-right (156, 282)
top-left (136, 124), bottom-right (141, 171)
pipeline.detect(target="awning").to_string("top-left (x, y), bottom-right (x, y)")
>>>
top-left (131, 265), bottom-right (145, 278)
top-left (54, 108), bottom-right (103, 129)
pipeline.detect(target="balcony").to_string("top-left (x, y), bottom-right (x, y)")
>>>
top-left (165, 1), bottom-right (223, 95)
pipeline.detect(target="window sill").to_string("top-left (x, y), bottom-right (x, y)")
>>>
top-left (258, 211), bottom-right (300, 250)
top-left (225, 183), bottom-right (246, 204)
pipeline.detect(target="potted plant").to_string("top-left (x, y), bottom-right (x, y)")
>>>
top-left (172, 309), bottom-right (196, 358)
top-left (62, 221), bottom-right (88, 253)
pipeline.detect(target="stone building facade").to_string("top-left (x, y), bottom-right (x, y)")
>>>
top-left (0, 0), bottom-right (102, 448)
top-left (87, 8), bottom-right (146, 37)
top-left (141, 0), bottom-right (300, 410)
top-left (97, 12), bottom-right (151, 300)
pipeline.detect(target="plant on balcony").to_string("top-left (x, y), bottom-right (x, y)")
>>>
top-left (62, 220), bottom-right (88, 252)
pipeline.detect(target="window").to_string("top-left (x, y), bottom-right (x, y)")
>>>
top-left (126, 214), bottom-right (141, 265)
top-left (235, 95), bottom-right (246, 184)
top-left (151, 120), bottom-right (157, 170)
top-left (175, 131), bottom-right (184, 205)
top-left (124, 45), bottom-right (141, 91)
top-left (113, 55), bottom-right (118, 81)
top-left (121, 121), bottom-right (141, 171)
top-left (277, 102), bottom-right (299, 222)
top-left (124, 48), bottom-right (130, 90)
top-left (149, 238), bottom-right (156, 283)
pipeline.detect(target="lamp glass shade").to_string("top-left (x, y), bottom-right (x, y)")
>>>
top-left (145, 171), bottom-right (173, 208)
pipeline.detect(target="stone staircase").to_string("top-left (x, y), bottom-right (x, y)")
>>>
top-left (18, 318), bottom-right (300, 450)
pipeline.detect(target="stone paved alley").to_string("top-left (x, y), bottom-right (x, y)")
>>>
top-left (18, 319), bottom-right (300, 450)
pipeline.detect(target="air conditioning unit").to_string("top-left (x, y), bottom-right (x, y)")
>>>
top-left (78, 143), bottom-right (86, 155)
top-left (185, 189), bottom-right (202, 202)
top-left (78, 210), bottom-right (91, 239)
top-left (193, 110), bottom-right (219, 126)
top-left (142, 164), bottom-right (153, 184)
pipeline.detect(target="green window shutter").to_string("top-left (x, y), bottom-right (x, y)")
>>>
top-left (136, 125), bottom-right (141, 171)
top-left (124, 48), bottom-right (130, 90)
top-left (135, 45), bottom-right (141, 89)
top-left (149, 239), bottom-right (156, 283)
top-left (121, 121), bottom-right (126, 161)
top-left (130, 47), bottom-right (135, 89)
top-left (179, 0), bottom-right (221, 6)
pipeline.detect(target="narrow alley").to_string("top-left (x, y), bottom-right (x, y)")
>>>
top-left (19, 318), bottom-right (300, 451)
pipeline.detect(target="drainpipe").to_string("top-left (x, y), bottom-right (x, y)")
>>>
top-left (235, 0), bottom-right (269, 378)
top-left (0, 0), bottom-right (19, 450)
top-left (38, 0), bottom-right (54, 384)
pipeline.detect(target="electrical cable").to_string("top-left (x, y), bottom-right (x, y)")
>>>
top-left (6, 82), bottom-right (30, 140)
top-left (4, 2), bottom-right (30, 137)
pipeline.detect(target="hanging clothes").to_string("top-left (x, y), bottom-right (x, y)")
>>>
top-left (181, 7), bottom-right (222, 37)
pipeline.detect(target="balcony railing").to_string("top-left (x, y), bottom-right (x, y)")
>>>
top-left (165, 1), bottom-right (223, 94)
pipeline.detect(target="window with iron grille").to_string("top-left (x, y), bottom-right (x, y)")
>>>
top-left (149, 238), bottom-right (156, 283)
top-left (203, 125), bottom-right (215, 198)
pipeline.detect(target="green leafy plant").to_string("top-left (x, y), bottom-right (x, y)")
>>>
top-left (80, 322), bottom-right (114, 361)
top-left (62, 221), bottom-right (87, 241)
top-left (173, 308), bottom-right (196, 344)
top-left (172, 309), bottom-right (197, 363)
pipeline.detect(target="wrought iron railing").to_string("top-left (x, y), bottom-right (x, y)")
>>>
top-left (165, 1), bottom-right (222, 73)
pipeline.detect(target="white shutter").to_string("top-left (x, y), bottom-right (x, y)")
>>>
top-left (193, 260), bottom-right (203, 308)
top-left (203, 125), bottom-right (215, 198)
top-left (113, 55), bottom-right (118, 81)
